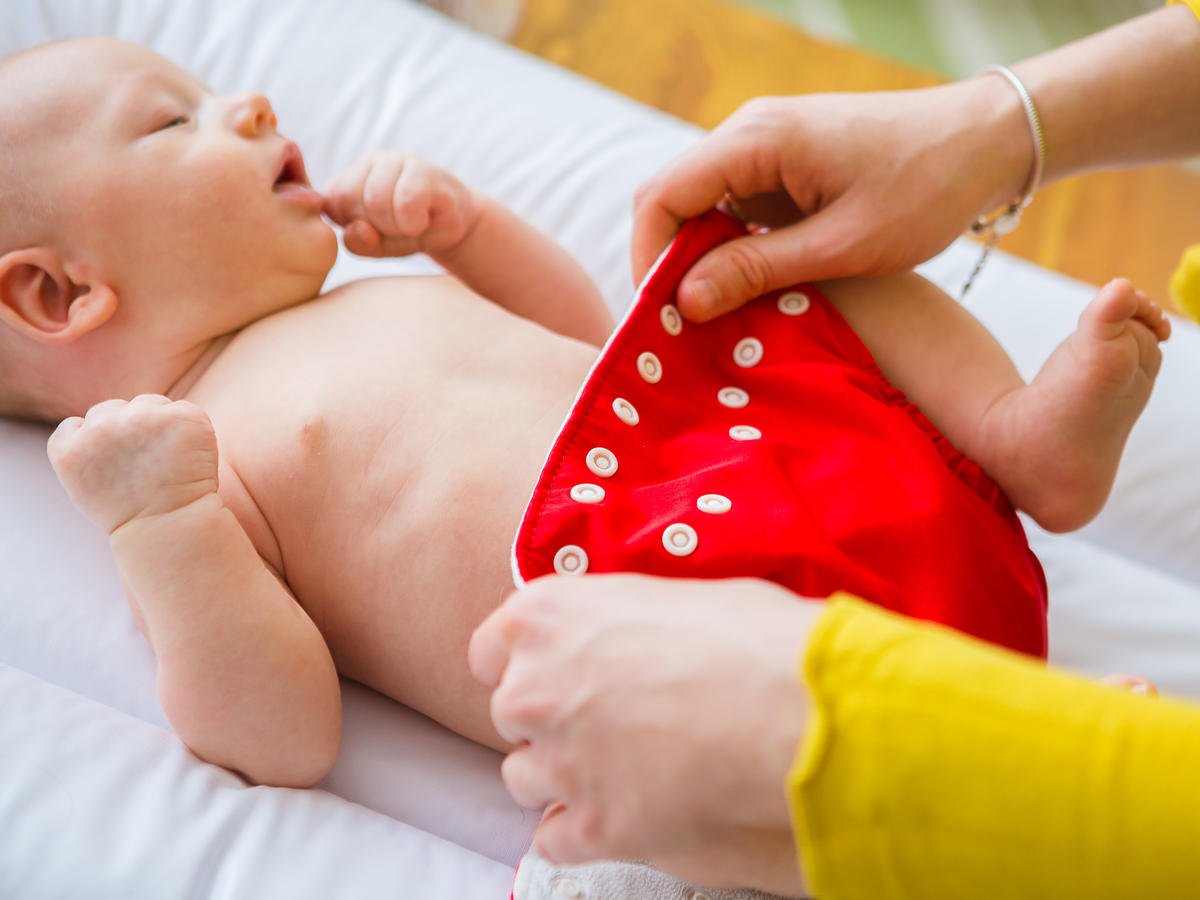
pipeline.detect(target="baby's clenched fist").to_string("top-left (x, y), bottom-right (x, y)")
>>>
top-left (48, 395), bottom-right (219, 535)
top-left (321, 151), bottom-right (480, 258)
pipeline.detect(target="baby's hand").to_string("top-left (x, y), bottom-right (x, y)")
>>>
top-left (48, 395), bottom-right (219, 535)
top-left (322, 151), bottom-right (481, 258)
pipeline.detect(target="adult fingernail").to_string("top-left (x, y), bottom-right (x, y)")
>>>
top-left (685, 278), bottom-right (718, 317)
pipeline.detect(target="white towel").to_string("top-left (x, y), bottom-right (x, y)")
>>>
top-left (513, 846), bottom-right (805, 900)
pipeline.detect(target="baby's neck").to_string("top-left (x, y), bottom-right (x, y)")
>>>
top-left (165, 333), bottom-right (237, 401)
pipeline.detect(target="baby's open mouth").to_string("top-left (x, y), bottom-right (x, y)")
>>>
top-left (273, 143), bottom-right (310, 191)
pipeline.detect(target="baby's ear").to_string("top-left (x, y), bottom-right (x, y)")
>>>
top-left (0, 248), bottom-right (117, 345)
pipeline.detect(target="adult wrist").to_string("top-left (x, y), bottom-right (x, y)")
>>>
top-left (952, 74), bottom-right (1037, 219)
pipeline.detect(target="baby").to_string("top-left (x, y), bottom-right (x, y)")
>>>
top-left (1, 37), bottom-right (1169, 793)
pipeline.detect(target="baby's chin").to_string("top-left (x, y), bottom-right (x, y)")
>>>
top-left (311, 219), bottom-right (340, 283)
top-left (283, 218), bottom-right (339, 300)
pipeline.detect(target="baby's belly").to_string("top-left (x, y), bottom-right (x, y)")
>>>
top-left (314, 398), bottom-right (570, 710)
top-left (251, 289), bottom-right (597, 727)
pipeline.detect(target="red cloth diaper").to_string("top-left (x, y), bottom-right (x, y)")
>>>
top-left (512, 210), bottom-right (1048, 657)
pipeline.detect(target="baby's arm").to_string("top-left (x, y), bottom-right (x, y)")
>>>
top-left (323, 152), bottom-right (613, 345)
top-left (48, 396), bottom-right (341, 787)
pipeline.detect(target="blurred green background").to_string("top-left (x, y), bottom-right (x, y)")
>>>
top-left (737, 0), bottom-right (1160, 77)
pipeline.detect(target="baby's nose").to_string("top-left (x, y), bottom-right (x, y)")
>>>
top-left (229, 93), bottom-right (277, 138)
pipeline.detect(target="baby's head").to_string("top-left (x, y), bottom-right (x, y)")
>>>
top-left (0, 37), bottom-right (337, 420)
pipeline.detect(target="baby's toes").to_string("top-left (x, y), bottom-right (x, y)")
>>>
top-left (1128, 318), bottom-right (1165, 381)
top-left (1133, 290), bottom-right (1173, 342)
top-left (1078, 278), bottom-right (1139, 339)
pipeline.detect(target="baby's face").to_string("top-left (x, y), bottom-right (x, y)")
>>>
top-left (8, 38), bottom-right (337, 344)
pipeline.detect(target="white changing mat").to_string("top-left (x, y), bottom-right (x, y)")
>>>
top-left (3, 0), bottom-right (1200, 897)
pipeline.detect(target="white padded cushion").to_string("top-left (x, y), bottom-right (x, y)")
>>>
top-left (4, 0), bottom-right (1200, 897)
top-left (0, 0), bottom-right (700, 892)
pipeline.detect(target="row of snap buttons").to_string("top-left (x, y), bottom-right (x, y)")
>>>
top-left (551, 290), bottom-right (813, 576)
top-left (554, 492), bottom-right (733, 573)
top-left (660, 291), bottom-right (811, 336)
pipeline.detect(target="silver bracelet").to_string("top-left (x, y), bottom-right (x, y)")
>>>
top-left (960, 64), bottom-right (1046, 299)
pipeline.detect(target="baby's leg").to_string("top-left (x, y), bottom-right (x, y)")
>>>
top-left (818, 274), bottom-right (1169, 533)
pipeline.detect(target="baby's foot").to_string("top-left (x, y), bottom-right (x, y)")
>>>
top-left (1005, 278), bottom-right (1170, 532)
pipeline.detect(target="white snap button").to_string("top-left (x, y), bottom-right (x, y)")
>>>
top-left (729, 425), bottom-right (762, 441)
top-left (777, 291), bottom-right (811, 315)
top-left (552, 876), bottom-right (586, 899)
top-left (553, 545), bottom-right (589, 576)
top-left (662, 523), bottom-right (698, 557)
top-left (570, 483), bottom-right (605, 504)
top-left (660, 304), bottom-right (683, 336)
top-left (697, 494), bottom-right (732, 514)
top-left (586, 447), bottom-right (619, 478)
top-left (733, 337), bottom-right (763, 368)
top-left (612, 397), bottom-right (639, 426)
top-left (717, 386), bottom-right (749, 409)
top-left (687, 891), bottom-right (712, 900)
top-left (637, 351), bottom-right (662, 384)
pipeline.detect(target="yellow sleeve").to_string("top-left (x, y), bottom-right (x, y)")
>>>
top-left (1169, 0), bottom-right (1200, 21)
top-left (788, 594), bottom-right (1200, 900)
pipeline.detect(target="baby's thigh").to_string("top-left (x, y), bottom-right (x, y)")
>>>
top-left (816, 272), bottom-right (1023, 448)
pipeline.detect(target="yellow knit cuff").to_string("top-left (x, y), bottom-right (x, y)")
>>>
top-left (1169, 0), bottom-right (1200, 21)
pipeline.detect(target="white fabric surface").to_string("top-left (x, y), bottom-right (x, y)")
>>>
top-left (3, 0), bottom-right (1200, 897)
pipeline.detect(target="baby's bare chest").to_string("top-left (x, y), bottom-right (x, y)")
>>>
top-left (186, 278), bottom-right (594, 631)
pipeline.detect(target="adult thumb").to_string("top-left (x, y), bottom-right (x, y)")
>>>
top-left (676, 215), bottom-right (854, 322)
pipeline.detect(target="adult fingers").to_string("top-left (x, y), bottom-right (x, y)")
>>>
top-left (675, 206), bottom-right (860, 322)
top-left (533, 802), bottom-right (600, 866)
top-left (631, 129), bottom-right (785, 285)
top-left (500, 745), bottom-right (560, 811)
top-left (467, 599), bottom-right (518, 688)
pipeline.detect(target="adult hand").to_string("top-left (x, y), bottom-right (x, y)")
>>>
top-left (632, 79), bottom-right (1032, 321)
top-left (469, 573), bottom-right (823, 895)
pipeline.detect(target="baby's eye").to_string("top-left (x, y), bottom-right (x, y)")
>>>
top-left (157, 115), bottom-right (190, 131)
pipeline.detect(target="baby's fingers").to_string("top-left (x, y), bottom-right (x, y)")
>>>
top-left (46, 416), bottom-right (84, 463)
top-left (342, 220), bottom-right (383, 256)
top-left (321, 155), bottom-right (374, 225)
top-left (391, 163), bottom-right (436, 237)
top-left (362, 154), bottom-right (408, 236)
top-left (342, 220), bottom-right (421, 258)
